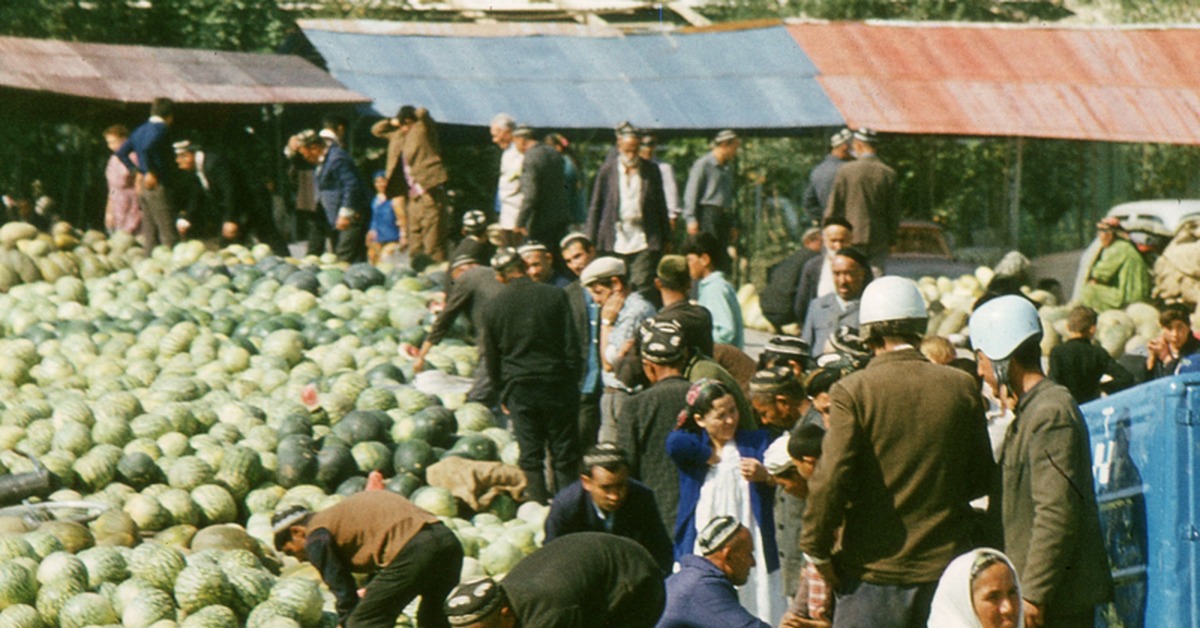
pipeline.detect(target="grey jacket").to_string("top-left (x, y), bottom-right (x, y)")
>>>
top-left (998, 379), bottom-right (1113, 616)
top-left (801, 293), bottom-right (859, 355)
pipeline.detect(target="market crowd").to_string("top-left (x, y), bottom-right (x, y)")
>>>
top-left (95, 98), bottom-right (1127, 628)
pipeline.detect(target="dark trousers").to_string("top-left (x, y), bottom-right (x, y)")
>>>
top-left (139, 185), bottom-right (177, 250)
top-left (244, 209), bottom-right (290, 257)
top-left (466, 354), bottom-right (497, 407)
top-left (611, 249), bottom-right (660, 291)
top-left (577, 391), bottom-right (601, 452)
top-left (696, 204), bottom-right (734, 246)
top-left (832, 579), bottom-right (937, 628)
top-left (347, 523), bottom-right (463, 628)
top-left (505, 381), bottom-right (581, 503)
top-left (335, 217), bottom-right (369, 264)
top-left (302, 210), bottom-right (333, 256)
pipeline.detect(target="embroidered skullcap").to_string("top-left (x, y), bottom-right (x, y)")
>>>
top-left (318, 128), bottom-right (340, 143)
top-left (697, 515), bottom-right (743, 555)
top-left (803, 368), bottom-right (841, 398)
top-left (764, 336), bottom-right (812, 361)
top-left (853, 127), bottom-right (878, 143)
top-left (490, 247), bottom-right (523, 272)
top-left (560, 232), bottom-right (591, 251)
top-left (583, 443), bottom-right (628, 470)
top-left (830, 128), bottom-right (853, 147)
top-left (271, 505), bottom-right (310, 535)
top-left (172, 139), bottom-right (197, 154)
top-left (640, 319), bottom-right (686, 364)
top-left (749, 366), bottom-right (795, 395)
top-left (713, 129), bottom-right (739, 145)
top-left (615, 121), bottom-right (640, 139)
top-left (462, 210), bottom-right (488, 230)
top-left (295, 129), bottom-right (324, 147)
top-left (445, 577), bottom-right (505, 625)
top-left (516, 241), bottom-right (548, 256)
top-left (450, 254), bottom-right (478, 271)
top-left (513, 124), bottom-right (535, 138)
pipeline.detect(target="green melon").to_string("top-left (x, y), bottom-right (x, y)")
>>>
top-left (58, 592), bottom-right (117, 628)
top-left (179, 603), bottom-right (238, 628)
top-left (173, 563), bottom-right (234, 614)
top-left (0, 562), bottom-right (36, 611)
top-left (35, 552), bottom-right (87, 590)
top-left (0, 603), bottom-right (42, 628)
top-left (119, 586), bottom-right (175, 628)
top-left (191, 484), bottom-right (239, 525)
top-left (392, 440), bottom-right (437, 481)
top-left (350, 441), bottom-right (392, 475)
top-left (34, 577), bottom-right (85, 627)
top-left (77, 546), bottom-right (128, 589)
top-left (128, 542), bottom-right (186, 592)
top-left (268, 578), bottom-right (323, 627)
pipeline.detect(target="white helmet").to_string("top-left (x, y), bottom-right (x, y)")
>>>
top-left (969, 295), bottom-right (1042, 360)
top-left (858, 276), bottom-right (928, 325)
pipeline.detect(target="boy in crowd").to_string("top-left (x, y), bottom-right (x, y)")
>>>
top-left (368, 170), bottom-right (403, 264)
top-left (1047, 305), bottom-right (1133, 403)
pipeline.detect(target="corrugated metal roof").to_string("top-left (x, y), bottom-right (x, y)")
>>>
top-left (787, 21), bottom-right (1200, 144)
top-left (0, 35), bottom-right (369, 105)
top-left (300, 20), bottom-right (844, 130)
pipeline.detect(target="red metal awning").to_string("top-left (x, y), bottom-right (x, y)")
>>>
top-left (788, 21), bottom-right (1200, 145)
top-left (0, 35), bottom-right (369, 106)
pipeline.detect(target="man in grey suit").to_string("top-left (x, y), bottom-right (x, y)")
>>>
top-left (824, 128), bottom-right (899, 275)
top-left (513, 125), bottom-right (569, 259)
top-left (802, 248), bottom-right (869, 355)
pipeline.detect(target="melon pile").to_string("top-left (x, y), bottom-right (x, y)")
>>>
top-left (0, 224), bottom-right (548, 627)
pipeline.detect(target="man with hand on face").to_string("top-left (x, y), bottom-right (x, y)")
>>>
top-left (582, 256), bottom-right (657, 444)
top-left (544, 443), bottom-right (674, 573)
top-left (802, 248), bottom-right (869, 355)
top-left (970, 296), bottom-right (1112, 628)
top-left (658, 516), bottom-right (770, 628)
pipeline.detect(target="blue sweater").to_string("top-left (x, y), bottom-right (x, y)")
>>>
top-left (657, 554), bottom-right (770, 628)
top-left (666, 429), bottom-right (777, 572)
top-left (116, 119), bottom-right (172, 177)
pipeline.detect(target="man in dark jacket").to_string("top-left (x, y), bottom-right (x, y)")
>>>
top-left (414, 255), bottom-right (505, 404)
top-left (562, 233), bottom-right (603, 449)
top-left (801, 128), bottom-right (852, 227)
top-left (658, 516), bottom-right (769, 628)
top-left (801, 277), bottom-right (995, 627)
top-left (513, 125), bottom-right (569, 258)
top-left (371, 105), bottom-right (449, 261)
top-left (759, 227), bottom-right (822, 332)
top-left (483, 247), bottom-right (581, 503)
top-left (544, 444), bottom-right (673, 573)
top-left (273, 491), bottom-right (463, 628)
top-left (173, 140), bottom-right (288, 254)
top-left (794, 217), bottom-right (854, 334)
top-left (824, 128), bottom-right (899, 275)
top-left (971, 296), bottom-right (1113, 627)
top-left (444, 533), bottom-right (665, 628)
top-left (116, 97), bottom-right (178, 249)
top-left (585, 124), bottom-right (670, 289)
top-left (617, 318), bottom-right (693, 534)
top-left (294, 129), bottom-right (370, 263)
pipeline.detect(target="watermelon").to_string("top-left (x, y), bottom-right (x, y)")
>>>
top-left (315, 444), bottom-right (356, 492)
top-left (275, 435), bottom-right (317, 488)
top-left (167, 456), bottom-right (214, 491)
top-left (128, 542), bottom-right (186, 592)
top-left (181, 604), bottom-right (239, 628)
top-left (445, 434), bottom-right (499, 462)
top-left (350, 441), bottom-right (392, 475)
top-left (0, 604), bottom-right (41, 627)
top-left (224, 565), bottom-right (275, 618)
top-left (58, 592), bottom-right (118, 628)
top-left (330, 410), bottom-right (388, 443)
top-left (411, 486), bottom-right (458, 518)
top-left (392, 440), bottom-right (437, 480)
top-left (77, 546), bottom-right (128, 589)
top-left (0, 562), bottom-right (36, 610)
top-left (268, 578), bottom-right (323, 627)
top-left (35, 552), bottom-right (87, 589)
top-left (120, 586), bottom-right (175, 627)
top-left (384, 472), bottom-right (422, 498)
top-left (174, 563), bottom-right (235, 614)
top-left (191, 484), bottom-right (239, 525)
top-left (411, 406), bottom-right (457, 448)
top-left (35, 577), bottom-right (85, 627)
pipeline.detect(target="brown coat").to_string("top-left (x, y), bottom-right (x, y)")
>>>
top-left (800, 349), bottom-right (995, 584)
top-left (823, 155), bottom-right (899, 256)
top-left (998, 379), bottom-right (1112, 615)
top-left (307, 491), bottom-right (438, 572)
top-left (370, 108), bottom-right (448, 197)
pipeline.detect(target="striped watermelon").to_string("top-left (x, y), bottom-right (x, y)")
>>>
top-left (191, 485), bottom-right (238, 525)
top-left (35, 552), bottom-right (87, 590)
top-left (77, 546), bottom-right (128, 589)
top-left (223, 565), bottom-right (275, 618)
top-left (128, 543), bottom-right (186, 592)
top-left (179, 603), bottom-right (238, 628)
top-left (268, 578), bottom-right (323, 627)
top-left (34, 578), bottom-right (85, 627)
top-left (0, 562), bottom-right (36, 611)
top-left (58, 592), bottom-right (117, 628)
top-left (173, 563), bottom-right (235, 614)
top-left (0, 604), bottom-right (41, 628)
top-left (119, 586), bottom-right (175, 628)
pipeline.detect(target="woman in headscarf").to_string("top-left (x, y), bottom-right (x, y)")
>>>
top-left (667, 378), bottom-right (780, 625)
top-left (928, 548), bottom-right (1023, 628)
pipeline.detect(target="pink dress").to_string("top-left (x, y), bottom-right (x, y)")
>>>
top-left (106, 154), bottom-right (141, 233)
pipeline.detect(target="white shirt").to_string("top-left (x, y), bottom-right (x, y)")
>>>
top-left (817, 253), bottom-right (835, 297)
top-left (614, 162), bottom-right (647, 254)
top-left (658, 161), bottom-right (680, 219)
top-left (194, 151), bottom-right (209, 191)
top-left (498, 145), bottom-right (524, 230)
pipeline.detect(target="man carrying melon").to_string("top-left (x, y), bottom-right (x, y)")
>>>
top-left (272, 491), bottom-right (463, 628)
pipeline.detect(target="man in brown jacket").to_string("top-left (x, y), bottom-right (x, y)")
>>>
top-left (823, 128), bottom-right (899, 275)
top-left (971, 295), bottom-right (1113, 628)
top-left (273, 491), bottom-right (463, 628)
top-left (371, 105), bottom-right (450, 261)
top-left (800, 277), bottom-right (995, 628)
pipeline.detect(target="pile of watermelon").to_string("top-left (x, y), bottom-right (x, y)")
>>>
top-left (0, 226), bottom-right (549, 626)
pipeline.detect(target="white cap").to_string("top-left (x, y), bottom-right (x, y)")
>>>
top-left (580, 257), bottom-right (626, 286)
top-left (763, 435), bottom-right (794, 476)
top-left (858, 276), bottom-right (927, 325)
top-left (969, 295), bottom-right (1042, 360)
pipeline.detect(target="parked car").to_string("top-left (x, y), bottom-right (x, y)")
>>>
top-left (886, 221), bottom-right (976, 279)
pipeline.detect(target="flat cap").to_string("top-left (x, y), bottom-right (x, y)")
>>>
top-left (697, 515), bottom-right (742, 555)
top-left (580, 256), bottom-right (626, 286)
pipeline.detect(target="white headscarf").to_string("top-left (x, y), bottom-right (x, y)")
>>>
top-left (927, 549), bottom-right (1024, 628)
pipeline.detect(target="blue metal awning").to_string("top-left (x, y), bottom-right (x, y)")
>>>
top-left (299, 20), bottom-right (844, 131)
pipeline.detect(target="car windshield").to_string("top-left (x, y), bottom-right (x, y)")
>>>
top-left (893, 227), bottom-right (950, 256)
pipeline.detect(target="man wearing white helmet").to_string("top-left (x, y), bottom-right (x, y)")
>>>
top-left (969, 295), bottom-right (1112, 628)
top-left (800, 276), bottom-right (995, 628)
